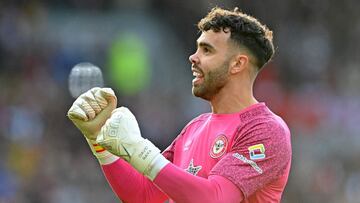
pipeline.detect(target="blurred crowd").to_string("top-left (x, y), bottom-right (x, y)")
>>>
top-left (0, 0), bottom-right (360, 202)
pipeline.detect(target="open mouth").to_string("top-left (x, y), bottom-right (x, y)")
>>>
top-left (192, 67), bottom-right (204, 85)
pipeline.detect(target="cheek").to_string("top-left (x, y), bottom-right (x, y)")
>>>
top-left (201, 56), bottom-right (221, 69)
top-left (203, 56), bottom-right (228, 72)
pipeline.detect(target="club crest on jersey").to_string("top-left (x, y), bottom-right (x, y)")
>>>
top-left (210, 134), bottom-right (228, 158)
top-left (248, 144), bottom-right (266, 160)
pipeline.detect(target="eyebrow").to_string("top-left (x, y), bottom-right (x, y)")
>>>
top-left (197, 41), bottom-right (215, 50)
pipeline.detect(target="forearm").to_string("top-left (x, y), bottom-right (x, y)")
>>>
top-left (153, 163), bottom-right (243, 203)
top-left (93, 108), bottom-right (242, 202)
top-left (87, 140), bottom-right (168, 203)
top-left (101, 159), bottom-right (168, 203)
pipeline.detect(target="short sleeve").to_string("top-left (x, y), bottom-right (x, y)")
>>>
top-left (162, 115), bottom-right (205, 163)
top-left (162, 138), bottom-right (177, 163)
top-left (209, 120), bottom-right (291, 198)
top-left (162, 125), bottom-right (187, 163)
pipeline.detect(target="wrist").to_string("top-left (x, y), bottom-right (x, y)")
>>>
top-left (87, 139), bottom-right (119, 165)
top-left (130, 139), bottom-right (170, 180)
top-left (145, 154), bottom-right (170, 181)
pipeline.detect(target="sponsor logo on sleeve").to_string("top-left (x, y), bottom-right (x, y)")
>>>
top-left (248, 144), bottom-right (266, 160)
top-left (210, 134), bottom-right (228, 158)
top-left (232, 153), bottom-right (263, 174)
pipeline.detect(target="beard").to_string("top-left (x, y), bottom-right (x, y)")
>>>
top-left (192, 60), bottom-right (230, 101)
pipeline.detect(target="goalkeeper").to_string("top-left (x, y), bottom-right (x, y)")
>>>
top-left (68, 7), bottom-right (291, 203)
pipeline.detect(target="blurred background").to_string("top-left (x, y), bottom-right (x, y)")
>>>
top-left (0, 0), bottom-right (360, 202)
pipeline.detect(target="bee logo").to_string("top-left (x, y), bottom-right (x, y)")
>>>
top-left (210, 134), bottom-right (228, 158)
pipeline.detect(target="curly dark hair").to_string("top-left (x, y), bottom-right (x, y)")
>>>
top-left (198, 7), bottom-right (275, 69)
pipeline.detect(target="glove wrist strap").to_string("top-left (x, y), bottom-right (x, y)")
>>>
top-left (87, 139), bottom-right (119, 165)
top-left (145, 154), bottom-right (170, 181)
top-left (129, 139), bottom-right (169, 180)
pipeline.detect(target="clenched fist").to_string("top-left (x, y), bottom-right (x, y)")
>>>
top-left (67, 87), bottom-right (117, 140)
top-left (96, 107), bottom-right (169, 180)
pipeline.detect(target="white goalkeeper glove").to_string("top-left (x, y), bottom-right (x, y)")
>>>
top-left (67, 87), bottom-right (119, 165)
top-left (96, 107), bottom-right (170, 180)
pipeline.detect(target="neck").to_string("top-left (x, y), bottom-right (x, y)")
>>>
top-left (210, 77), bottom-right (258, 114)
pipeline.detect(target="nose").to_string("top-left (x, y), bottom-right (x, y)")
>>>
top-left (189, 52), bottom-right (198, 64)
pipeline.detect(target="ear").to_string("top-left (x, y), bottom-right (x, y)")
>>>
top-left (230, 54), bottom-right (248, 74)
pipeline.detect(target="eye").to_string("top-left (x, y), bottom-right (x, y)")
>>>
top-left (202, 47), bottom-right (211, 54)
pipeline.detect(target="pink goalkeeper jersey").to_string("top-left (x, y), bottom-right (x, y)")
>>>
top-left (162, 102), bottom-right (292, 202)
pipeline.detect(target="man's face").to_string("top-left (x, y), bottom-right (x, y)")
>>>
top-left (189, 30), bottom-right (233, 100)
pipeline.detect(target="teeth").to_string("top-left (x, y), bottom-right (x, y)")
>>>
top-left (193, 72), bottom-right (202, 77)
